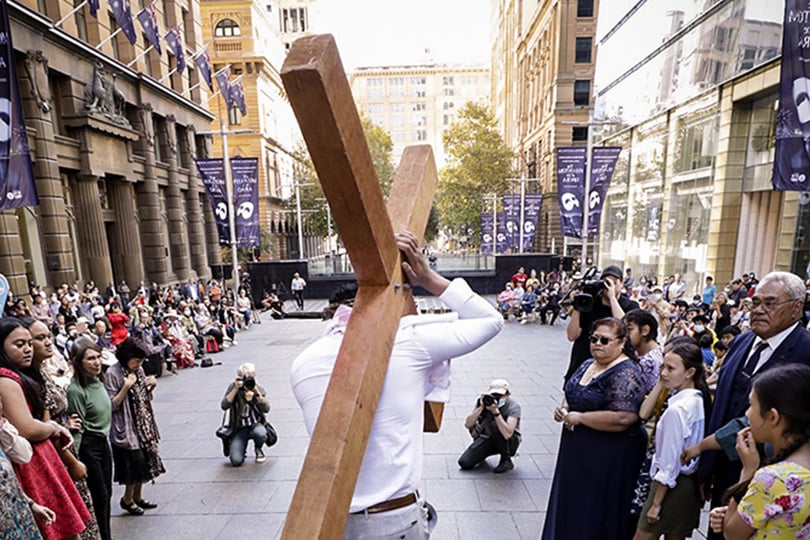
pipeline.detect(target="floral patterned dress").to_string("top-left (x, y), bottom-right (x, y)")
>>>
top-left (0, 447), bottom-right (42, 540)
top-left (738, 461), bottom-right (810, 539)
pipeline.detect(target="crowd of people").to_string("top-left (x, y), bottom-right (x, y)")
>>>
top-left (541, 268), bottom-right (810, 540)
top-left (0, 276), bottom-right (269, 539)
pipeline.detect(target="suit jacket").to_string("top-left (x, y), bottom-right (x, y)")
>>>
top-left (699, 324), bottom-right (810, 481)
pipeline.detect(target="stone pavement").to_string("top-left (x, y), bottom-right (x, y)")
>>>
top-left (105, 303), bottom-right (706, 539)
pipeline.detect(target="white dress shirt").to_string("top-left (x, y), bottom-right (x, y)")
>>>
top-left (290, 278), bottom-right (503, 512)
top-left (747, 322), bottom-right (800, 374)
top-left (650, 388), bottom-right (705, 488)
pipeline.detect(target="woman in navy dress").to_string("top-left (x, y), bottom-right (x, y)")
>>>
top-left (542, 317), bottom-right (647, 540)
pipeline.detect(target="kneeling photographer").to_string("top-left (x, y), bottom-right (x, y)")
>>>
top-left (564, 265), bottom-right (638, 384)
top-left (219, 363), bottom-right (276, 466)
top-left (458, 379), bottom-right (521, 474)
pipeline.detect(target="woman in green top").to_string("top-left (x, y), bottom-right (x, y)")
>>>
top-left (67, 337), bottom-right (112, 540)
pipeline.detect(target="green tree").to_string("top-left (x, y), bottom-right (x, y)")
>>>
top-left (437, 102), bottom-right (514, 245)
top-left (286, 114), bottom-right (395, 239)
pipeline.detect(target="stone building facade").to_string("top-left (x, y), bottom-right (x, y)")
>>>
top-left (5, 0), bottom-right (222, 295)
top-left (492, 0), bottom-right (599, 254)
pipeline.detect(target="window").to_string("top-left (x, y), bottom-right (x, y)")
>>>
top-left (575, 37), bottom-right (592, 63)
top-left (442, 88), bottom-right (454, 96)
top-left (367, 78), bottom-right (383, 87)
top-left (412, 103), bottom-right (426, 111)
top-left (390, 116), bottom-right (405, 127)
top-left (443, 114), bottom-right (452, 126)
top-left (215, 19), bottom-right (241, 37)
top-left (442, 102), bottom-right (454, 110)
top-left (410, 77), bottom-right (426, 85)
top-left (281, 7), bottom-right (307, 33)
top-left (574, 80), bottom-right (590, 106)
top-left (391, 131), bottom-right (405, 142)
top-left (412, 90), bottom-right (426, 98)
top-left (389, 77), bottom-right (405, 86)
top-left (367, 103), bottom-right (384, 113)
top-left (228, 104), bottom-right (241, 125)
top-left (572, 127), bottom-right (588, 141)
top-left (442, 76), bottom-right (454, 86)
top-left (367, 89), bottom-right (384, 99)
top-left (414, 130), bottom-right (427, 141)
top-left (74, 0), bottom-right (87, 41)
top-left (390, 103), bottom-right (405, 112)
top-left (577, 0), bottom-right (594, 17)
top-left (412, 116), bottom-right (426, 126)
top-left (388, 89), bottom-right (405, 98)
top-left (109, 14), bottom-right (120, 60)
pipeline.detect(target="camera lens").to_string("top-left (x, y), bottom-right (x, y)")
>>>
top-left (482, 394), bottom-right (495, 407)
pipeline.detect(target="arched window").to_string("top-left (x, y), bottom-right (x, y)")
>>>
top-left (215, 19), bottom-right (241, 37)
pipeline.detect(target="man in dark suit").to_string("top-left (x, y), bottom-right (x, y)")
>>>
top-left (699, 271), bottom-right (810, 539)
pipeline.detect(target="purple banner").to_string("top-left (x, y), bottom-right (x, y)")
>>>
top-left (0, 0), bottom-right (38, 210)
top-left (495, 213), bottom-right (509, 253)
top-left (502, 194), bottom-right (520, 252)
top-left (587, 147), bottom-right (621, 236)
top-left (230, 157), bottom-right (260, 248)
top-left (522, 193), bottom-right (543, 251)
top-left (194, 158), bottom-right (230, 244)
top-left (774, 0), bottom-right (810, 190)
top-left (480, 212), bottom-right (494, 254)
top-left (556, 147), bottom-right (586, 238)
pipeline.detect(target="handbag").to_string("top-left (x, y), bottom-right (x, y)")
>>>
top-left (215, 411), bottom-right (233, 456)
top-left (263, 421), bottom-right (278, 447)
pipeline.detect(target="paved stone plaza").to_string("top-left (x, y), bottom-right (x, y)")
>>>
top-left (107, 306), bottom-right (568, 539)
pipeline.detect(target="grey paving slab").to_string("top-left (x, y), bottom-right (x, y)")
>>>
top-left (105, 307), bottom-right (581, 539)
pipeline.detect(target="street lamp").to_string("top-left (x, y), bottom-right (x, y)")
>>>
top-left (293, 181), bottom-right (314, 259)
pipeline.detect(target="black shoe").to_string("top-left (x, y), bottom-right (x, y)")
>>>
top-left (493, 456), bottom-right (514, 474)
top-left (120, 498), bottom-right (144, 515)
top-left (134, 499), bottom-right (158, 509)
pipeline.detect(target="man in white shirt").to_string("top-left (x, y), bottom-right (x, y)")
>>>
top-left (291, 273), bottom-right (307, 310)
top-left (290, 231), bottom-right (503, 539)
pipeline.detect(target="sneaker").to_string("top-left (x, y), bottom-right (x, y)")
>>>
top-left (493, 456), bottom-right (514, 474)
top-left (255, 449), bottom-right (266, 463)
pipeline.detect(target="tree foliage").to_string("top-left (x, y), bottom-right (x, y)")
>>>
top-left (437, 102), bottom-right (514, 243)
top-left (288, 114), bottom-right (395, 240)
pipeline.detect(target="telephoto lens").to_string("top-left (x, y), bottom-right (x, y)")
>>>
top-left (482, 394), bottom-right (496, 407)
top-left (242, 375), bottom-right (256, 390)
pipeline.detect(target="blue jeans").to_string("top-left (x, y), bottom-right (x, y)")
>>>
top-left (228, 424), bottom-right (267, 466)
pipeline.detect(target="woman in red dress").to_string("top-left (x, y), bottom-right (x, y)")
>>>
top-left (106, 303), bottom-right (129, 346)
top-left (0, 317), bottom-right (91, 540)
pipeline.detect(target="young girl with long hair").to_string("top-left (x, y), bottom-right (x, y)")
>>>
top-left (634, 340), bottom-right (712, 540)
top-left (710, 363), bottom-right (810, 539)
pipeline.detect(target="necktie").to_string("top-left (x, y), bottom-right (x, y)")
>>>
top-left (742, 341), bottom-right (769, 378)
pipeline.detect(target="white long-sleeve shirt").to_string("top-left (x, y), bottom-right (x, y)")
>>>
top-left (650, 388), bottom-right (705, 488)
top-left (290, 278), bottom-right (503, 512)
top-left (0, 420), bottom-right (33, 464)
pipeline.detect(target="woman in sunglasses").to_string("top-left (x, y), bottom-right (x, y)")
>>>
top-left (542, 317), bottom-right (647, 540)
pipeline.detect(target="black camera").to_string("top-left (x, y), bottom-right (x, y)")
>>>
top-left (481, 394), bottom-right (496, 407)
top-left (241, 375), bottom-right (256, 390)
top-left (573, 279), bottom-right (606, 313)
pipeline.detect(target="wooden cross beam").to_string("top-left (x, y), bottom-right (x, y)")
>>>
top-left (280, 34), bottom-right (439, 539)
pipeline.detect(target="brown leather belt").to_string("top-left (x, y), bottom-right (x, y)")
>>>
top-left (354, 493), bottom-right (417, 515)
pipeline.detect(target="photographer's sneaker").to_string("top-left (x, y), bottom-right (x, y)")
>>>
top-left (493, 456), bottom-right (514, 474)
top-left (255, 448), bottom-right (266, 463)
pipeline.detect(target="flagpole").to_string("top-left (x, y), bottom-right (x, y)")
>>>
top-left (96, 27), bottom-right (123, 49)
top-left (158, 67), bottom-right (178, 84)
top-left (203, 89), bottom-right (222, 105)
top-left (54, 0), bottom-right (88, 27)
top-left (126, 44), bottom-right (154, 67)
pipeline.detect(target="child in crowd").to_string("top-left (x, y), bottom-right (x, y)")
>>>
top-left (708, 364), bottom-right (810, 539)
top-left (634, 341), bottom-right (712, 540)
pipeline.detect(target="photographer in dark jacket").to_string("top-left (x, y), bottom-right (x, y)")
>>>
top-left (565, 265), bottom-right (639, 383)
top-left (220, 363), bottom-right (271, 466)
top-left (458, 379), bottom-right (521, 474)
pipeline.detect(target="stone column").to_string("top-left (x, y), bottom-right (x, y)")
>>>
top-left (0, 212), bottom-right (29, 294)
top-left (73, 175), bottom-right (113, 287)
top-left (108, 181), bottom-right (146, 287)
top-left (21, 50), bottom-right (77, 286)
top-left (133, 104), bottom-right (169, 284)
top-left (186, 186), bottom-right (207, 279)
top-left (163, 115), bottom-right (189, 282)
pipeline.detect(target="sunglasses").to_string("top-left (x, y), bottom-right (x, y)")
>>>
top-left (589, 335), bottom-right (618, 345)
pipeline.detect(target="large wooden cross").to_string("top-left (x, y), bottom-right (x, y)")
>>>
top-left (280, 35), bottom-right (439, 539)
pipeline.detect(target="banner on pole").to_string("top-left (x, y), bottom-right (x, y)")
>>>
top-left (587, 147), bottom-right (621, 236)
top-left (194, 158), bottom-right (230, 244)
top-left (0, 0), bottom-right (38, 210)
top-left (521, 193), bottom-right (543, 251)
top-left (556, 147), bottom-right (587, 238)
top-left (495, 212), bottom-right (508, 253)
top-left (230, 157), bottom-right (260, 248)
top-left (501, 194), bottom-right (520, 252)
top-left (480, 212), bottom-right (494, 255)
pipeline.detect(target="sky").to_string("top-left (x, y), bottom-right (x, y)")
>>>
top-left (316, 0), bottom-right (492, 70)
